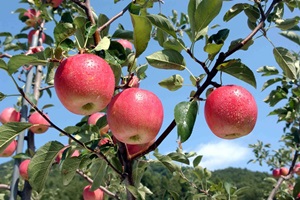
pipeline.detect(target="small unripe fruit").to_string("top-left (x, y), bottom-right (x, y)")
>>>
top-left (204, 85), bottom-right (257, 139)
top-left (117, 39), bottom-right (133, 50)
top-left (54, 54), bottom-right (115, 115)
top-left (88, 112), bottom-right (109, 135)
top-left (107, 88), bottom-right (164, 144)
top-left (83, 185), bottom-right (104, 200)
top-left (0, 140), bottom-right (17, 157)
top-left (0, 107), bottom-right (20, 124)
top-left (19, 159), bottom-right (30, 180)
top-left (28, 111), bottom-right (50, 134)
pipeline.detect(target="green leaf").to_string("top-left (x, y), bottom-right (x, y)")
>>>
top-left (85, 23), bottom-right (97, 39)
top-left (217, 59), bottom-right (257, 88)
top-left (163, 38), bottom-right (184, 52)
top-left (0, 92), bottom-right (6, 102)
top-left (204, 43), bottom-right (223, 61)
top-left (132, 161), bottom-right (149, 186)
top-left (0, 59), bottom-right (7, 71)
top-left (130, 13), bottom-right (152, 58)
top-left (188, 0), bottom-right (201, 42)
top-left (147, 14), bottom-right (177, 38)
top-left (228, 38), bottom-right (254, 52)
top-left (53, 22), bottom-right (76, 44)
top-left (261, 77), bottom-right (282, 91)
top-left (146, 49), bottom-right (186, 70)
top-left (193, 155), bottom-right (203, 167)
top-left (275, 17), bottom-right (300, 30)
top-left (194, 0), bottom-right (222, 33)
top-left (280, 31), bottom-right (300, 46)
top-left (7, 55), bottom-right (47, 75)
top-left (153, 150), bottom-right (181, 173)
top-left (111, 29), bottom-right (133, 40)
top-left (158, 74), bottom-right (184, 91)
top-left (223, 3), bottom-right (248, 22)
top-left (174, 101), bottom-right (198, 143)
top-left (61, 156), bottom-right (81, 186)
top-left (28, 141), bottom-right (65, 193)
top-left (168, 150), bottom-right (190, 165)
top-left (94, 36), bottom-right (110, 51)
top-left (0, 122), bottom-right (31, 153)
top-left (293, 180), bottom-right (300, 198)
top-left (91, 158), bottom-right (107, 191)
top-left (273, 47), bottom-right (297, 80)
top-left (97, 14), bottom-right (110, 38)
top-left (256, 66), bottom-right (279, 76)
top-left (244, 5), bottom-right (260, 23)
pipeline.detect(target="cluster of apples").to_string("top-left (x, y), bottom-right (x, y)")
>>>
top-left (272, 164), bottom-right (300, 179)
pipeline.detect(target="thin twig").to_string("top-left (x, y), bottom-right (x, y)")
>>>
top-left (76, 169), bottom-right (120, 200)
top-left (186, 48), bottom-right (209, 74)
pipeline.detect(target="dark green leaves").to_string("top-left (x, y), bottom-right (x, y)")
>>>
top-left (0, 122), bottom-right (31, 153)
top-left (53, 22), bottom-right (76, 45)
top-left (146, 49), bottom-right (186, 70)
top-left (147, 14), bottom-right (177, 38)
top-left (28, 141), bottom-right (65, 193)
top-left (217, 59), bottom-right (257, 88)
top-left (6, 55), bottom-right (47, 75)
top-left (174, 101), bottom-right (198, 143)
top-left (159, 74), bottom-right (184, 91)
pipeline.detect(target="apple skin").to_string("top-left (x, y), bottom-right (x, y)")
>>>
top-left (55, 147), bottom-right (80, 164)
top-left (54, 54), bottom-right (115, 115)
top-left (19, 159), bottom-right (31, 180)
top-left (126, 138), bottom-right (155, 158)
top-left (107, 88), bottom-right (164, 145)
top-left (280, 167), bottom-right (289, 176)
top-left (272, 168), bottom-right (281, 178)
top-left (204, 85), bottom-right (257, 139)
top-left (117, 39), bottom-right (133, 50)
top-left (88, 112), bottom-right (109, 135)
top-left (0, 107), bottom-right (21, 124)
top-left (45, 0), bottom-right (63, 8)
top-left (0, 140), bottom-right (17, 157)
top-left (294, 163), bottom-right (300, 175)
top-left (28, 111), bottom-right (50, 134)
top-left (83, 185), bottom-right (104, 200)
top-left (28, 30), bottom-right (46, 45)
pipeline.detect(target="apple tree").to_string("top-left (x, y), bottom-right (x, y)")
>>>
top-left (0, 0), bottom-right (299, 199)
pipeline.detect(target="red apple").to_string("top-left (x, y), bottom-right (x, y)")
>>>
top-left (204, 85), bottom-right (257, 139)
top-left (88, 112), bottom-right (109, 135)
top-left (28, 111), bottom-right (50, 134)
top-left (107, 88), bottom-right (163, 144)
top-left (294, 163), bottom-right (300, 175)
top-left (0, 107), bottom-right (20, 124)
top-left (0, 140), bottom-right (17, 157)
top-left (280, 167), bottom-right (289, 176)
top-left (98, 138), bottom-right (110, 146)
top-left (55, 146), bottom-right (80, 164)
top-left (117, 39), bottom-right (133, 50)
top-left (19, 159), bottom-right (30, 180)
top-left (44, 0), bottom-right (63, 8)
top-left (28, 30), bottom-right (46, 45)
top-left (272, 168), bottom-right (281, 178)
top-left (54, 54), bottom-right (115, 115)
top-left (126, 138), bottom-right (155, 158)
top-left (83, 185), bottom-right (104, 200)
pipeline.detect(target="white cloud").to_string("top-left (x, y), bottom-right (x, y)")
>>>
top-left (192, 140), bottom-right (251, 170)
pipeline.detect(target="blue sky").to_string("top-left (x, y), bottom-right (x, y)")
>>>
top-left (0, 0), bottom-right (298, 173)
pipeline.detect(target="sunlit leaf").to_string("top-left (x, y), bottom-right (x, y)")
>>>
top-left (174, 101), bottom-right (198, 143)
top-left (147, 14), bottom-right (177, 38)
top-left (28, 141), bottom-right (65, 193)
top-left (261, 77), bottom-right (282, 91)
top-left (217, 59), bottom-right (257, 88)
top-left (257, 66), bottom-right (279, 76)
top-left (158, 74), bottom-right (184, 91)
top-left (273, 47), bottom-right (297, 80)
top-left (0, 59), bottom-right (7, 71)
top-left (275, 17), bottom-right (300, 30)
top-left (146, 49), bottom-right (186, 70)
top-left (193, 155), bottom-right (203, 167)
top-left (94, 36), bottom-right (110, 51)
top-left (0, 122), bottom-right (31, 153)
top-left (223, 3), bottom-right (249, 22)
top-left (280, 31), bottom-right (300, 46)
top-left (53, 22), bottom-right (76, 44)
top-left (7, 55), bottom-right (47, 75)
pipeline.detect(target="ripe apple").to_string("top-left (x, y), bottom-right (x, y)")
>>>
top-left (117, 39), bottom-right (133, 50)
top-left (23, 9), bottom-right (41, 27)
top-left (0, 140), bottom-right (17, 157)
top-left (88, 112), bottom-right (109, 135)
top-left (0, 107), bottom-right (21, 124)
top-left (126, 138), bottom-right (155, 158)
top-left (294, 163), bottom-right (300, 175)
top-left (28, 30), bottom-right (46, 45)
top-left (28, 111), bottom-right (50, 134)
top-left (54, 54), bottom-right (115, 115)
top-left (44, 0), bottom-right (63, 8)
top-left (272, 168), bottom-right (281, 178)
top-left (55, 146), bottom-right (80, 164)
top-left (19, 159), bottom-right (31, 180)
top-left (107, 88), bottom-right (164, 144)
top-left (83, 185), bottom-right (104, 200)
top-left (280, 167), bottom-right (289, 176)
top-left (204, 85), bottom-right (257, 139)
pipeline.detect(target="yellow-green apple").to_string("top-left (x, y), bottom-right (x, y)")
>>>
top-left (83, 185), bottom-right (104, 200)
top-left (117, 39), bottom-right (133, 50)
top-left (0, 107), bottom-right (20, 124)
top-left (23, 9), bottom-right (41, 27)
top-left (19, 159), bottom-right (30, 180)
top-left (28, 111), bottom-right (50, 134)
top-left (126, 138), bottom-right (155, 158)
top-left (204, 85), bottom-right (257, 139)
top-left (45, 0), bottom-right (63, 8)
top-left (294, 163), bottom-right (300, 175)
top-left (88, 112), bottom-right (109, 135)
top-left (280, 167), bottom-right (289, 176)
top-left (107, 88), bottom-right (163, 144)
top-left (28, 30), bottom-right (46, 45)
top-left (272, 168), bottom-right (281, 178)
top-left (54, 54), bottom-right (115, 115)
top-left (0, 140), bottom-right (17, 157)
